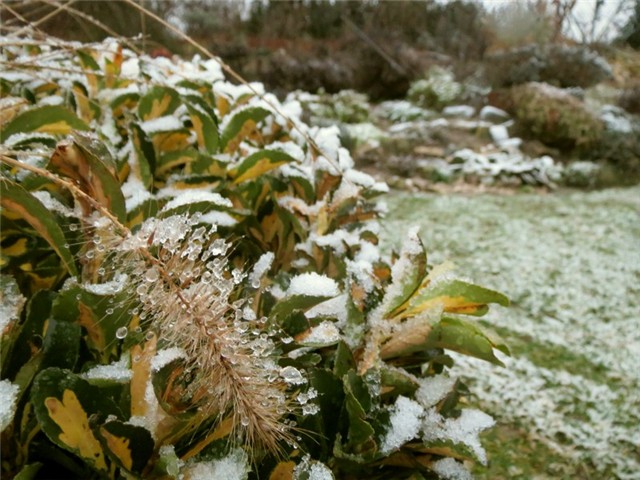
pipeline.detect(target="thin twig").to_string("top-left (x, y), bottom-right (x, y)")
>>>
top-left (11, 0), bottom-right (78, 37)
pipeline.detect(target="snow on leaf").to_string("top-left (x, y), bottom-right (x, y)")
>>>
top-left (286, 273), bottom-right (339, 298)
top-left (0, 379), bottom-right (20, 431)
top-left (381, 396), bottom-right (425, 454)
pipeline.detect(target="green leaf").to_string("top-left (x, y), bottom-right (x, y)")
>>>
top-left (383, 229), bottom-right (427, 319)
top-left (403, 279), bottom-right (509, 319)
top-left (229, 149), bottom-right (297, 184)
top-left (342, 371), bottom-right (376, 450)
top-left (333, 341), bottom-right (356, 378)
top-left (427, 316), bottom-right (509, 366)
top-left (297, 369), bottom-right (344, 457)
top-left (379, 366), bottom-right (419, 399)
top-left (138, 86), bottom-right (180, 121)
top-left (219, 106), bottom-right (271, 152)
top-left (96, 420), bottom-right (154, 475)
top-left (1, 105), bottom-right (89, 140)
top-left (187, 103), bottom-right (219, 153)
top-left (269, 294), bottom-right (333, 325)
top-left (156, 148), bottom-right (200, 176)
top-left (130, 122), bottom-right (156, 184)
top-left (14, 463), bottom-right (43, 480)
top-left (49, 133), bottom-right (126, 222)
top-left (31, 368), bottom-right (121, 471)
top-left (0, 178), bottom-right (78, 276)
top-left (52, 283), bottom-right (132, 363)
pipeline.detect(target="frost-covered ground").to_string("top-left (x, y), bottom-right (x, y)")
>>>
top-left (380, 187), bottom-right (640, 479)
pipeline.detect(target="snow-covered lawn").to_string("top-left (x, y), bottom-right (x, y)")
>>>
top-left (380, 187), bottom-right (640, 479)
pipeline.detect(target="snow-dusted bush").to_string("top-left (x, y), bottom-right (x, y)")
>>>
top-left (0, 39), bottom-right (507, 479)
top-left (407, 67), bottom-right (464, 111)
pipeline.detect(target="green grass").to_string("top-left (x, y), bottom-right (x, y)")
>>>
top-left (379, 186), bottom-right (640, 478)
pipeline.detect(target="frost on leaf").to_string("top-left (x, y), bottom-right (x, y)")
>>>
top-left (0, 379), bottom-right (20, 431)
top-left (0, 275), bottom-right (25, 335)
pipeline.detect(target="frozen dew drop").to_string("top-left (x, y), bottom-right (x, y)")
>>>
top-left (251, 278), bottom-right (261, 288)
top-left (232, 268), bottom-right (245, 285)
top-left (302, 404), bottom-right (320, 415)
top-left (279, 366), bottom-right (306, 385)
top-left (115, 326), bottom-right (128, 339)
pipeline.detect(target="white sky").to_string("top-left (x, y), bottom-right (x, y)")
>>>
top-left (477, 0), bottom-right (634, 42)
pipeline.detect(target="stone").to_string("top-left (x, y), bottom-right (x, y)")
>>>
top-left (489, 124), bottom-right (510, 144)
top-left (479, 105), bottom-right (510, 123)
top-left (442, 105), bottom-right (475, 118)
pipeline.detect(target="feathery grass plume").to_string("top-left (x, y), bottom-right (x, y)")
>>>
top-left (89, 211), bottom-right (298, 455)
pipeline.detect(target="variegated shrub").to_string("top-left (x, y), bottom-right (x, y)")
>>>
top-left (0, 39), bottom-right (508, 480)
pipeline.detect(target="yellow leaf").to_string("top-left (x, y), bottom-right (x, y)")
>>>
top-left (224, 119), bottom-right (257, 154)
top-left (181, 415), bottom-right (234, 461)
top-left (130, 335), bottom-right (156, 418)
top-left (45, 390), bottom-right (107, 470)
top-left (269, 461), bottom-right (295, 480)
top-left (99, 427), bottom-right (133, 471)
top-left (191, 113), bottom-right (206, 150)
top-left (144, 95), bottom-right (173, 121)
top-left (78, 303), bottom-right (106, 357)
top-left (216, 96), bottom-right (230, 117)
top-left (232, 158), bottom-right (288, 184)
top-left (2, 238), bottom-right (28, 257)
top-left (34, 120), bottom-right (74, 135)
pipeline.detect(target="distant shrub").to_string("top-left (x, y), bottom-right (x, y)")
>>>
top-left (486, 45), bottom-right (612, 89)
top-left (407, 67), bottom-right (464, 110)
top-left (619, 84), bottom-right (640, 114)
top-left (510, 82), bottom-right (603, 150)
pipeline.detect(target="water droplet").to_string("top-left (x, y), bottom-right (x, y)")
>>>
top-left (69, 223), bottom-right (78, 232)
top-left (106, 308), bottom-right (114, 315)
top-left (93, 235), bottom-right (102, 245)
top-left (86, 251), bottom-right (95, 259)
top-left (145, 267), bottom-right (159, 282)
top-left (115, 326), bottom-right (128, 339)
top-left (145, 331), bottom-right (155, 340)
